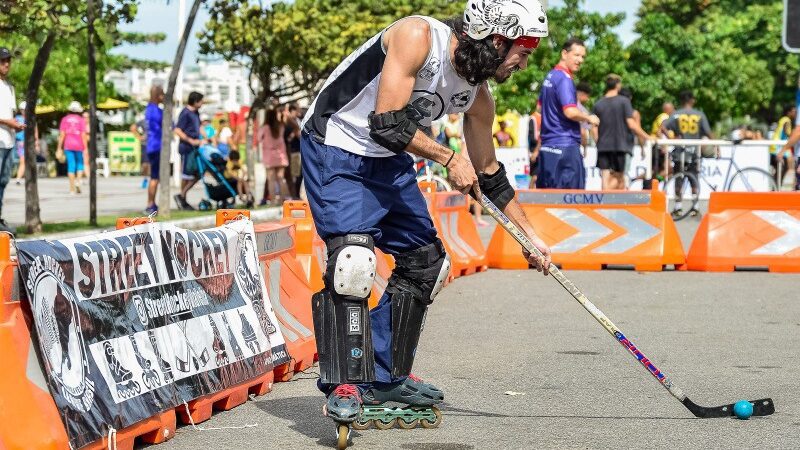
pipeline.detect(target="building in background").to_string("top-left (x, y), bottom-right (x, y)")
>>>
top-left (105, 60), bottom-right (255, 113)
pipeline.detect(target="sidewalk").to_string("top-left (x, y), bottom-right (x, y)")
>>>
top-left (5, 167), bottom-right (279, 241)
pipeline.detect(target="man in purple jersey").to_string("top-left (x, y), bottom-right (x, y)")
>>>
top-left (536, 38), bottom-right (599, 189)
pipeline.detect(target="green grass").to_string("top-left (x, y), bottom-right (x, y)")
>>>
top-left (17, 209), bottom-right (219, 237)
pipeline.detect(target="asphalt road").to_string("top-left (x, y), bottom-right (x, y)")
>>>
top-left (155, 211), bottom-right (798, 450)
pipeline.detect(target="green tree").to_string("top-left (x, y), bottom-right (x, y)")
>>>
top-left (631, 0), bottom-right (796, 124)
top-left (492, 0), bottom-right (627, 114)
top-left (2, 0), bottom-right (143, 232)
top-left (626, 12), bottom-right (771, 125)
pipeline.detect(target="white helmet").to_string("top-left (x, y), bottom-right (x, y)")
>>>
top-left (464, 0), bottom-right (549, 41)
top-left (18, 101), bottom-right (26, 111)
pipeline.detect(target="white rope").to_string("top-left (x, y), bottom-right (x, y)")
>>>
top-left (182, 401), bottom-right (259, 432)
top-left (106, 427), bottom-right (117, 450)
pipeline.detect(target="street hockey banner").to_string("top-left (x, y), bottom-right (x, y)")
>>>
top-left (16, 219), bottom-right (289, 449)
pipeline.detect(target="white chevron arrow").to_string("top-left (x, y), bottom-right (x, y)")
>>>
top-left (751, 211), bottom-right (800, 255)
top-left (546, 209), bottom-right (612, 253)
top-left (592, 210), bottom-right (660, 254)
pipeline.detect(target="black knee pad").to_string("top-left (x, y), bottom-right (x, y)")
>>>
top-left (312, 234), bottom-right (378, 384)
top-left (386, 239), bottom-right (450, 378)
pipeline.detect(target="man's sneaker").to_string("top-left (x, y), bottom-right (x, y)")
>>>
top-left (0, 219), bottom-right (15, 237)
top-left (145, 204), bottom-right (158, 215)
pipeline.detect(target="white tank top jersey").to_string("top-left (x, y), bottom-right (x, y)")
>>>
top-left (302, 16), bottom-right (479, 158)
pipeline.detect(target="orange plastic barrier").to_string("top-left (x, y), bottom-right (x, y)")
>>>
top-left (282, 201), bottom-right (326, 293)
top-left (0, 223), bottom-right (178, 450)
top-left (282, 201), bottom-right (395, 310)
top-left (216, 209), bottom-right (251, 225)
top-left (0, 234), bottom-right (72, 450)
top-left (254, 222), bottom-right (317, 381)
top-left (425, 191), bottom-right (488, 278)
top-left (487, 190), bottom-right (685, 271)
top-left (686, 192), bottom-right (800, 272)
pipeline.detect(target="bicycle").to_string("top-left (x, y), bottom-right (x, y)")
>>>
top-left (414, 157), bottom-right (451, 192)
top-left (665, 144), bottom-right (777, 221)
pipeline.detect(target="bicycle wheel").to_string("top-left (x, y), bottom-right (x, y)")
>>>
top-left (429, 175), bottom-right (452, 192)
top-left (727, 168), bottom-right (778, 192)
top-left (416, 174), bottom-right (452, 192)
top-left (665, 171), bottom-right (700, 221)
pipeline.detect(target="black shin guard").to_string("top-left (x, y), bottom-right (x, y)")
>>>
top-left (390, 292), bottom-right (429, 377)
top-left (312, 291), bottom-right (375, 384)
top-left (387, 240), bottom-right (450, 378)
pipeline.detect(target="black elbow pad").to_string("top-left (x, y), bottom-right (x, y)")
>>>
top-left (368, 107), bottom-right (418, 153)
top-left (477, 162), bottom-right (515, 211)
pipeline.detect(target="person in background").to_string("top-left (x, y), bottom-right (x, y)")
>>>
top-left (576, 82), bottom-right (593, 148)
top-left (218, 117), bottom-right (233, 157)
top-left (130, 113), bottom-right (149, 188)
top-left (445, 113), bottom-right (487, 226)
top-left (144, 85), bottom-right (164, 214)
top-left (200, 115), bottom-right (217, 147)
top-left (663, 90), bottom-right (714, 217)
top-left (591, 75), bottom-right (649, 190)
top-left (224, 149), bottom-right (254, 207)
top-left (619, 87), bottom-right (649, 187)
top-left (770, 105), bottom-right (795, 187)
top-left (13, 101), bottom-right (38, 184)
top-left (284, 103), bottom-right (302, 198)
top-left (493, 120), bottom-right (514, 147)
top-left (648, 102), bottom-right (675, 187)
top-left (258, 107), bottom-right (291, 205)
top-left (174, 91), bottom-right (205, 210)
top-left (0, 47), bottom-right (24, 233)
top-left (528, 104), bottom-right (541, 188)
top-left (780, 110), bottom-right (800, 190)
top-left (537, 38), bottom-right (599, 189)
top-left (57, 101), bottom-right (88, 195)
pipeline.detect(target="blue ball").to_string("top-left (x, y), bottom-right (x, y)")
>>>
top-left (733, 400), bottom-right (754, 420)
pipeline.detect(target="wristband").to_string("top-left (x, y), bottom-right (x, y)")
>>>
top-left (444, 150), bottom-right (456, 168)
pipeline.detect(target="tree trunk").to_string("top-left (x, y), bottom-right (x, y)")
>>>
top-left (87, 0), bottom-right (98, 226)
top-left (158, 0), bottom-right (203, 219)
top-left (22, 31), bottom-right (57, 234)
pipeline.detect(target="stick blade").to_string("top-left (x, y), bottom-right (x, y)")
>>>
top-left (683, 397), bottom-right (775, 418)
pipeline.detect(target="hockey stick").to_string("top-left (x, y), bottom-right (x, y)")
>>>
top-left (477, 194), bottom-right (775, 418)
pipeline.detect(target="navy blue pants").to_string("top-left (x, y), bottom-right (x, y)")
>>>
top-left (300, 132), bottom-right (438, 388)
top-left (536, 144), bottom-right (586, 189)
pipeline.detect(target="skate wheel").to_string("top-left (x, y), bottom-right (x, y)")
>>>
top-left (336, 424), bottom-right (349, 450)
top-left (397, 418), bottom-right (419, 430)
top-left (373, 418), bottom-right (397, 430)
top-left (351, 418), bottom-right (372, 430)
top-left (420, 406), bottom-right (442, 429)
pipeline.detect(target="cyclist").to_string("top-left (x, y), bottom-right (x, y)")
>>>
top-left (662, 90), bottom-right (713, 217)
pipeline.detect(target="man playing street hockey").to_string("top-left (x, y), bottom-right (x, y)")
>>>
top-left (299, 0), bottom-right (553, 441)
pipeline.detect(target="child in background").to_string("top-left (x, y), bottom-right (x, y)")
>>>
top-left (225, 150), bottom-right (254, 207)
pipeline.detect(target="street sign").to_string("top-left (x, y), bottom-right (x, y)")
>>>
top-left (785, 0), bottom-right (800, 52)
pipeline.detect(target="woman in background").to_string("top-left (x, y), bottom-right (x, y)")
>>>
top-left (57, 101), bottom-right (88, 194)
top-left (258, 107), bottom-right (292, 205)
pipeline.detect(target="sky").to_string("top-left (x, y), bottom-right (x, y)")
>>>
top-left (113, 0), bottom-right (642, 67)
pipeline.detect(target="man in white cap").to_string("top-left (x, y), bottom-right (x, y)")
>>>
top-left (0, 47), bottom-right (24, 234)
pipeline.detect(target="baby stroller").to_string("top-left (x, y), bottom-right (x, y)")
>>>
top-left (196, 144), bottom-right (239, 211)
